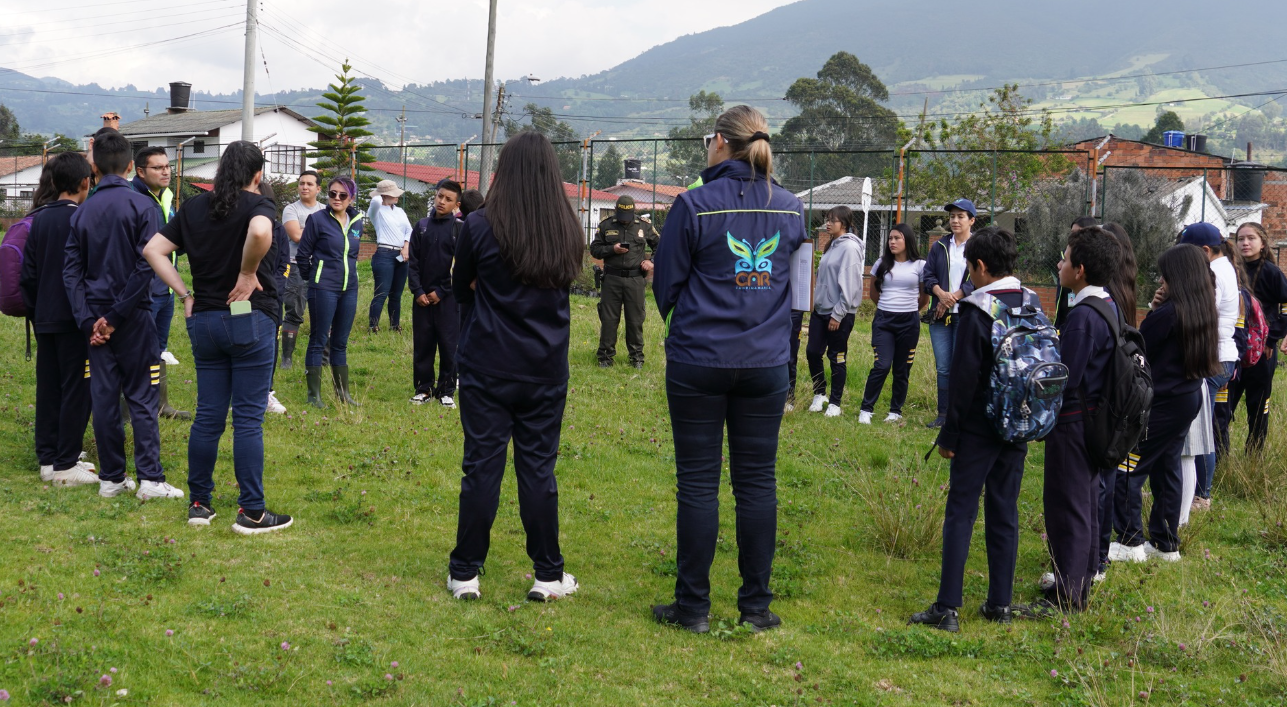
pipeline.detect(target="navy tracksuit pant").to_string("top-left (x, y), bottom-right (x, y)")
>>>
top-left (937, 431), bottom-right (1025, 609)
top-left (87, 308), bottom-right (164, 483)
top-left (787, 310), bottom-right (804, 403)
top-left (1043, 420), bottom-right (1101, 610)
top-left (34, 332), bottom-right (92, 471)
top-left (412, 296), bottom-right (459, 397)
top-left (449, 368), bottom-right (567, 583)
top-left (1114, 390), bottom-right (1201, 553)
top-left (807, 311), bottom-right (856, 406)
top-left (1224, 347), bottom-right (1276, 452)
top-left (860, 310), bottom-right (920, 414)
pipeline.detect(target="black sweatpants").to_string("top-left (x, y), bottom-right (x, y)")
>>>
top-left (448, 368), bottom-right (567, 582)
top-left (806, 311), bottom-right (855, 406)
top-left (787, 310), bottom-right (804, 404)
top-left (937, 431), bottom-right (1026, 609)
top-left (1225, 347), bottom-right (1276, 452)
top-left (87, 308), bottom-right (164, 484)
top-left (412, 296), bottom-right (459, 397)
top-left (34, 331), bottom-right (92, 471)
top-left (1115, 390), bottom-right (1201, 553)
top-left (1043, 420), bottom-right (1101, 610)
top-left (860, 310), bottom-right (920, 414)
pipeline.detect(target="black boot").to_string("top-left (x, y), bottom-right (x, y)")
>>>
top-left (305, 366), bottom-right (325, 409)
top-left (332, 365), bottom-right (360, 406)
top-left (158, 361), bottom-right (191, 420)
top-left (280, 330), bottom-right (297, 370)
top-left (926, 386), bottom-right (948, 428)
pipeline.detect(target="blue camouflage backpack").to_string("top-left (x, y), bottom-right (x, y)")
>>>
top-left (961, 288), bottom-right (1069, 443)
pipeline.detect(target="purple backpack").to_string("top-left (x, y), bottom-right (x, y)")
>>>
top-left (0, 214), bottom-right (35, 318)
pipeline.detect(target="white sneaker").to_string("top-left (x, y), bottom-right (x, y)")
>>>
top-left (448, 574), bottom-right (481, 600)
top-left (410, 393), bottom-right (430, 405)
top-left (78, 452), bottom-right (95, 470)
top-left (857, 410), bottom-right (873, 424)
top-left (1038, 572), bottom-right (1055, 591)
top-left (40, 464), bottom-right (54, 482)
top-left (50, 462), bottom-right (99, 487)
top-left (137, 480), bottom-right (185, 500)
top-left (266, 391), bottom-right (287, 414)
top-left (808, 394), bottom-right (827, 413)
top-left (440, 396), bottom-right (456, 409)
top-left (825, 404), bottom-right (842, 418)
top-left (1107, 541), bottom-right (1147, 563)
top-left (528, 572), bottom-right (578, 602)
top-left (1093, 571), bottom-right (1106, 583)
top-left (1143, 542), bottom-right (1181, 563)
top-left (160, 351), bottom-right (180, 366)
top-left (99, 477), bottom-right (138, 498)
top-left (884, 413), bottom-right (903, 423)
top-left (784, 401), bottom-right (794, 413)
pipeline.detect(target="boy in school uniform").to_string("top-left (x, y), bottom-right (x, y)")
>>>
top-left (407, 179), bottom-right (462, 408)
top-left (63, 130), bottom-right (184, 500)
top-left (909, 227), bottom-right (1030, 632)
top-left (1042, 226), bottom-right (1123, 611)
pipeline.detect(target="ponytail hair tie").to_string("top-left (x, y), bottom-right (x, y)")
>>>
top-left (750, 131), bottom-right (771, 143)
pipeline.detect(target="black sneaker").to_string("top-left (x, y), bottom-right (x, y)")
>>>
top-left (925, 416), bottom-right (946, 429)
top-left (390, 325), bottom-right (402, 333)
top-left (908, 602), bottom-right (959, 632)
top-left (1013, 598), bottom-right (1060, 620)
top-left (979, 602), bottom-right (1012, 624)
top-left (738, 609), bottom-right (781, 632)
top-left (187, 501), bottom-right (216, 526)
top-left (652, 603), bottom-right (710, 634)
top-left (598, 361), bottom-right (613, 368)
top-left (231, 508), bottom-right (294, 535)
top-left (631, 361), bottom-right (644, 370)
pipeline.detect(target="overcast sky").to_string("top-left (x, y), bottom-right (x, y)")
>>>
top-left (3, 0), bottom-right (795, 94)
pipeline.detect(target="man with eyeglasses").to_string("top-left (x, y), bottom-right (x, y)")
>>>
top-left (132, 146), bottom-right (190, 420)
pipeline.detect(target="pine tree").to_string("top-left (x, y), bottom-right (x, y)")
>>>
top-left (307, 61), bottom-right (377, 189)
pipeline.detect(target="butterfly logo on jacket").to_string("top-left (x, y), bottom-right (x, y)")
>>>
top-left (727, 232), bottom-right (780, 289)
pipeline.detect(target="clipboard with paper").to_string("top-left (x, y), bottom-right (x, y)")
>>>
top-left (790, 242), bottom-right (814, 312)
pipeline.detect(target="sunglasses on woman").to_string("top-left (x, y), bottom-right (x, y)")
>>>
top-left (703, 133), bottom-right (719, 149)
top-left (328, 190), bottom-right (350, 200)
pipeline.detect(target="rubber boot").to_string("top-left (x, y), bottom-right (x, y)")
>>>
top-left (158, 361), bottom-right (192, 420)
top-left (280, 329), bottom-right (297, 370)
top-left (306, 366), bottom-right (326, 409)
top-left (331, 365), bottom-right (360, 406)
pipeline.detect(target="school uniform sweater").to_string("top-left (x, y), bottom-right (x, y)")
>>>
top-left (1058, 287), bottom-right (1117, 423)
top-left (19, 201), bottom-right (80, 334)
top-left (1139, 301), bottom-right (1203, 399)
top-left (408, 211), bottom-right (459, 300)
top-left (1244, 257), bottom-right (1287, 345)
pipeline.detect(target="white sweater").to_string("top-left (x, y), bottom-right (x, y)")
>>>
top-left (1210, 256), bottom-right (1239, 363)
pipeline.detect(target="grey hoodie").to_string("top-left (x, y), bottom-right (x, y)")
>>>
top-left (813, 233), bottom-right (865, 321)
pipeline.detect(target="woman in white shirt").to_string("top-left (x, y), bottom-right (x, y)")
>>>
top-left (858, 224), bottom-right (927, 424)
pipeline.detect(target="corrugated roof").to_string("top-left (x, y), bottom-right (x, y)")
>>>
top-left (117, 107), bottom-right (315, 136)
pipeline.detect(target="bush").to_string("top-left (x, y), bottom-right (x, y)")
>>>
top-left (858, 462), bottom-right (946, 559)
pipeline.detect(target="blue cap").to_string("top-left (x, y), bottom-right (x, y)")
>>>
top-left (1177, 222), bottom-right (1222, 248)
top-left (945, 198), bottom-right (977, 217)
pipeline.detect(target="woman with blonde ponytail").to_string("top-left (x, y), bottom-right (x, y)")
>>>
top-left (651, 105), bottom-right (807, 633)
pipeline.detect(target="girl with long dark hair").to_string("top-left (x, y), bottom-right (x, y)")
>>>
top-left (1110, 244), bottom-right (1219, 563)
top-left (446, 131), bottom-right (585, 603)
top-left (858, 223), bottom-right (926, 424)
top-left (1229, 222), bottom-right (1287, 451)
top-left (143, 140), bottom-right (292, 533)
top-left (651, 105), bottom-right (807, 633)
top-left (297, 176), bottom-right (364, 408)
top-left (1101, 222), bottom-right (1139, 327)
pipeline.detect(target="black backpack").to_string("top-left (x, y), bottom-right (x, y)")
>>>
top-left (1078, 297), bottom-right (1154, 469)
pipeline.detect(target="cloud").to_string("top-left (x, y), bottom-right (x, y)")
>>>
top-left (0, 0), bottom-right (793, 93)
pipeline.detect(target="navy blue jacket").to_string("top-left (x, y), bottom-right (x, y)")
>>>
top-left (921, 235), bottom-right (976, 317)
top-left (408, 211), bottom-right (459, 300)
top-left (1058, 295), bottom-right (1118, 424)
top-left (1244, 257), bottom-right (1287, 345)
top-left (130, 175), bottom-right (178, 299)
top-left (652, 159), bottom-right (807, 368)
top-left (452, 208), bottom-right (570, 385)
top-left (937, 286), bottom-right (1029, 453)
top-left (19, 200), bottom-right (80, 334)
top-left (272, 220), bottom-right (290, 304)
top-left (64, 174), bottom-right (161, 333)
top-left (296, 206), bottom-right (364, 292)
top-left (1140, 301), bottom-right (1203, 399)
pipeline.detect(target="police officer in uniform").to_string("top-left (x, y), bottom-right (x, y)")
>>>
top-left (590, 195), bottom-right (658, 368)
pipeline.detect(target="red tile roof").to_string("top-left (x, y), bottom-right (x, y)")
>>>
top-left (605, 180), bottom-right (687, 198)
top-left (367, 161), bottom-right (617, 202)
top-left (0, 155), bottom-right (44, 178)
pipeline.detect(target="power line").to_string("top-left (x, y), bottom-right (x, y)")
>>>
top-left (4, 0), bottom-right (238, 32)
top-left (0, 23), bottom-right (240, 73)
top-left (0, 13), bottom-right (242, 47)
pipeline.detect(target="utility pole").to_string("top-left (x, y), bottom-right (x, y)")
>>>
top-left (477, 0), bottom-right (498, 195)
top-left (240, 0), bottom-right (257, 142)
top-left (397, 105), bottom-right (408, 190)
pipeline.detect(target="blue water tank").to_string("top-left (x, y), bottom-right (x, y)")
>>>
top-left (1163, 130), bottom-right (1185, 148)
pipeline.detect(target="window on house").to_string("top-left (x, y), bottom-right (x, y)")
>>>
top-left (20, 190), bottom-right (33, 198)
top-left (193, 140), bottom-right (206, 154)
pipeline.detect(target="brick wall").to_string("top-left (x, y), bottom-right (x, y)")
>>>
top-left (358, 240), bottom-right (378, 262)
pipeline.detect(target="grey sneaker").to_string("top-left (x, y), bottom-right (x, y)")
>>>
top-left (231, 508), bottom-right (294, 535)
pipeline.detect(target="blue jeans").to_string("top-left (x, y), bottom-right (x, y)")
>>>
top-left (306, 287), bottom-right (358, 367)
top-left (929, 320), bottom-right (957, 415)
top-left (1195, 361), bottom-right (1237, 499)
top-left (666, 361), bottom-right (787, 617)
top-left (185, 310), bottom-right (275, 511)
top-left (151, 291), bottom-right (174, 353)
top-left (368, 248), bottom-right (408, 329)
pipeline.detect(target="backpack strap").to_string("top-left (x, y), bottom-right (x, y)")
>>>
top-left (1074, 296), bottom-right (1123, 422)
top-left (960, 291), bottom-right (1004, 321)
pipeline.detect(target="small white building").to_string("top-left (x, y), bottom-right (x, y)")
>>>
top-left (1162, 175), bottom-right (1265, 234)
top-left (0, 155), bottom-right (44, 211)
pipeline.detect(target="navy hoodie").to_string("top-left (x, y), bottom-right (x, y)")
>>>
top-left (19, 200), bottom-right (80, 334)
top-left (652, 159), bottom-right (806, 368)
top-left (408, 211), bottom-right (460, 300)
top-left (1140, 301), bottom-right (1203, 399)
top-left (63, 174), bottom-right (161, 333)
top-left (937, 285), bottom-right (1028, 452)
top-left (1244, 257), bottom-right (1287, 345)
top-left (1057, 293), bottom-right (1118, 424)
top-left (452, 208), bottom-right (570, 385)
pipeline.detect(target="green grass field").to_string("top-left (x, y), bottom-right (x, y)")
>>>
top-left (1, 265), bottom-right (1285, 706)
